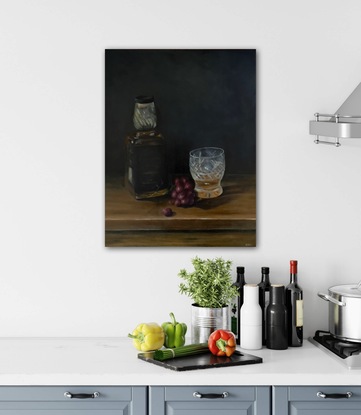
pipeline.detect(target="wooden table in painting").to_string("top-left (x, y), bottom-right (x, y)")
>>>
top-left (105, 175), bottom-right (256, 247)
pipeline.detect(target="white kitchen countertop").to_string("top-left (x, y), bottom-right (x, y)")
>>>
top-left (0, 337), bottom-right (359, 386)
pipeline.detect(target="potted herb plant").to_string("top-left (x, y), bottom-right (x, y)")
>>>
top-left (179, 257), bottom-right (238, 343)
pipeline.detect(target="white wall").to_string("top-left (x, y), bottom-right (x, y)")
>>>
top-left (1, 0), bottom-right (361, 338)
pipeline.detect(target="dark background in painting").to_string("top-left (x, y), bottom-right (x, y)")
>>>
top-left (105, 49), bottom-right (256, 179)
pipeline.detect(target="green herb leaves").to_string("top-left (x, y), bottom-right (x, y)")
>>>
top-left (178, 257), bottom-right (239, 308)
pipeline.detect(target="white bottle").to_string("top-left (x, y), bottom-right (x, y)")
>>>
top-left (240, 284), bottom-right (262, 350)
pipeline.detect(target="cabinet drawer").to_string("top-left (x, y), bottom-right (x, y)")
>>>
top-left (164, 386), bottom-right (255, 401)
top-left (273, 386), bottom-right (361, 415)
top-left (150, 386), bottom-right (270, 415)
top-left (288, 386), bottom-right (361, 401)
top-left (0, 387), bottom-right (147, 415)
top-left (0, 386), bottom-right (132, 401)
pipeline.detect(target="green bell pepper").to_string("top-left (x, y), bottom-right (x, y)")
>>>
top-left (162, 312), bottom-right (187, 348)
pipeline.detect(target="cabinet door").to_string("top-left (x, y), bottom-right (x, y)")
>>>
top-left (273, 386), bottom-right (361, 415)
top-left (0, 386), bottom-right (146, 415)
top-left (150, 386), bottom-right (270, 415)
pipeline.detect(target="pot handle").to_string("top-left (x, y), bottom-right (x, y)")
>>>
top-left (317, 292), bottom-right (346, 307)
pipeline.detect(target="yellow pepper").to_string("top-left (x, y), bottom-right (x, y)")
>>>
top-left (128, 322), bottom-right (165, 351)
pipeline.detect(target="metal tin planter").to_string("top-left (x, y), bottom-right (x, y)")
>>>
top-left (191, 303), bottom-right (229, 343)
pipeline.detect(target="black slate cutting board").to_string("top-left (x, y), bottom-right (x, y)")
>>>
top-left (137, 350), bottom-right (262, 371)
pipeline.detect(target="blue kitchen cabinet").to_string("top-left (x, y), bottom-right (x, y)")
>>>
top-left (0, 386), bottom-right (147, 415)
top-left (149, 386), bottom-right (271, 415)
top-left (273, 386), bottom-right (361, 414)
top-left (3, 384), bottom-right (361, 414)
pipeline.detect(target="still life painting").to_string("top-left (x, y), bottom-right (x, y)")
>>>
top-left (105, 49), bottom-right (256, 247)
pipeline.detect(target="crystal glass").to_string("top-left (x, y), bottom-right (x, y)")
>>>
top-left (189, 147), bottom-right (225, 199)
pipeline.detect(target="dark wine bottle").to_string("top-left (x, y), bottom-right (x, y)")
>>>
top-left (231, 266), bottom-right (246, 345)
top-left (258, 267), bottom-right (271, 345)
top-left (266, 284), bottom-right (288, 350)
top-left (285, 260), bottom-right (303, 347)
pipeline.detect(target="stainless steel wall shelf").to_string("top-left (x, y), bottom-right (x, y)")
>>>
top-left (309, 82), bottom-right (361, 147)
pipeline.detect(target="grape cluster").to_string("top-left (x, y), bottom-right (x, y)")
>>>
top-left (169, 176), bottom-right (196, 207)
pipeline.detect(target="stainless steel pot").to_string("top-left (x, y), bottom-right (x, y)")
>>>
top-left (318, 282), bottom-right (361, 343)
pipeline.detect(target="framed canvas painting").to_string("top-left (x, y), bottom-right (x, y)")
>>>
top-left (105, 49), bottom-right (256, 247)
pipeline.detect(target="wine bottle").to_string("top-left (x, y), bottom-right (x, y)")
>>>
top-left (266, 284), bottom-right (288, 350)
top-left (240, 284), bottom-right (262, 350)
top-left (231, 266), bottom-right (246, 345)
top-left (258, 266), bottom-right (271, 345)
top-left (285, 260), bottom-right (303, 347)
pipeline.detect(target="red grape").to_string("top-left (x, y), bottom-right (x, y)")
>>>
top-left (177, 191), bottom-right (186, 200)
top-left (169, 176), bottom-right (196, 208)
top-left (162, 207), bottom-right (174, 217)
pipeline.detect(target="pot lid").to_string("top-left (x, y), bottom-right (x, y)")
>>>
top-left (330, 283), bottom-right (361, 298)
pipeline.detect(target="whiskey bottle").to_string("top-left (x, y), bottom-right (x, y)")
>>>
top-left (125, 96), bottom-right (170, 199)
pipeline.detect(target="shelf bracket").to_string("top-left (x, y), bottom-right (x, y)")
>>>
top-left (309, 82), bottom-right (361, 147)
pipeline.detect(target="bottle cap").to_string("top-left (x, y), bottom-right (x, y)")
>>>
top-left (135, 95), bottom-right (154, 103)
top-left (237, 266), bottom-right (245, 273)
top-left (262, 267), bottom-right (269, 274)
top-left (290, 260), bottom-right (298, 274)
top-left (270, 284), bottom-right (285, 307)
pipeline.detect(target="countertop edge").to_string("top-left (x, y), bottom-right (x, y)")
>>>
top-left (0, 337), bottom-right (358, 386)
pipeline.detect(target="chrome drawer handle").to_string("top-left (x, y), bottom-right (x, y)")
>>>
top-left (317, 391), bottom-right (352, 399)
top-left (193, 391), bottom-right (229, 399)
top-left (64, 392), bottom-right (100, 399)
